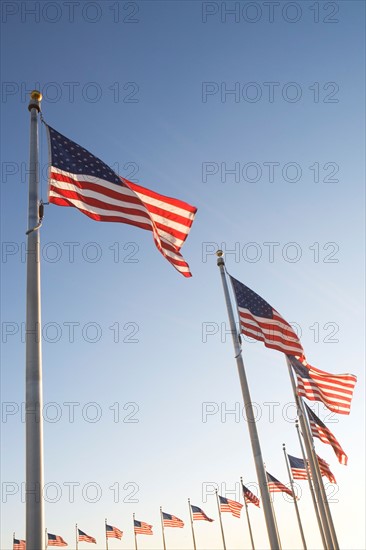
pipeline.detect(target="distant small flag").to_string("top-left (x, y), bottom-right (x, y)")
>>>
top-left (134, 520), bottom-right (153, 535)
top-left (289, 355), bottom-right (357, 415)
top-left (47, 533), bottom-right (68, 547)
top-left (219, 495), bottom-right (243, 518)
top-left (47, 125), bottom-right (197, 277)
top-left (190, 505), bottom-right (214, 522)
top-left (288, 454), bottom-right (308, 480)
top-left (162, 512), bottom-right (184, 528)
top-left (266, 472), bottom-right (294, 497)
top-left (13, 539), bottom-right (26, 550)
top-left (230, 275), bottom-right (303, 355)
top-left (241, 483), bottom-right (260, 508)
top-left (305, 403), bottom-right (348, 465)
top-left (317, 454), bottom-right (337, 484)
top-left (105, 524), bottom-right (123, 539)
top-left (77, 530), bottom-right (96, 544)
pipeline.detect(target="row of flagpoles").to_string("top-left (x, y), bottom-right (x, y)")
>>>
top-left (23, 92), bottom-right (357, 550)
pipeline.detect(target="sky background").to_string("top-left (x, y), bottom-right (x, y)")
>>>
top-left (1, 1), bottom-right (365, 549)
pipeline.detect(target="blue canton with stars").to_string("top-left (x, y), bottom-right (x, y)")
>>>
top-left (288, 355), bottom-right (311, 379)
top-left (48, 125), bottom-right (122, 186)
top-left (288, 455), bottom-right (306, 470)
top-left (230, 275), bottom-right (274, 319)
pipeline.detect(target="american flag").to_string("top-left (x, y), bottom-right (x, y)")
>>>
top-left (241, 483), bottom-right (260, 507)
top-left (77, 530), bottom-right (96, 544)
top-left (105, 524), bottom-right (123, 539)
top-left (46, 125), bottom-right (197, 277)
top-left (229, 275), bottom-right (303, 355)
top-left (305, 403), bottom-right (348, 465)
top-left (190, 505), bottom-right (214, 522)
top-left (317, 454), bottom-right (337, 484)
top-left (266, 472), bottom-right (294, 497)
top-left (218, 495), bottom-right (243, 518)
top-left (47, 533), bottom-right (68, 547)
top-left (289, 355), bottom-right (357, 415)
top-left (288, 454), bottom-right (308, 480)
top-left (134, 520), bottom-right (153, 535)
top-left (162, 512), bottom-right (184, 528)
top-left (13, 539), bottom-right (26, 550)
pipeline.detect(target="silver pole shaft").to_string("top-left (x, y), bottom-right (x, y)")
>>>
top-left (25, 90), bottom-right (44, 550)
top-left (188, 500), bottom-right (197, 550)
top-left (240, 479), bottom-right (255, 550)
top-left (286, 358), bottom-right (335, 549)
top-left (76, 525), bottom-right (78, 550)
top-left (105, 518), bottom-right (108, 550)
top-left (215, 492), bottom-right (227, 550)
top-left (160, 507), bottom-right (167, 550)
top-left (282, 444), bottom-right (307, 549)
top-left (133, 514), bottom-right (138, 550)
top-left (216, 253), bottom-right (281, 549)
top-left (295, 421), bottom-right (327, 549)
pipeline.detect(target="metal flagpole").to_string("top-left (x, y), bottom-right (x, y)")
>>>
top-left (264, 467), bottom-right (282, 550)
top-left (188, 499), bottom-right (197, 550)
top-left (240, 478), bottom-right (255, 550)
top-left (133, 514), bottom-right (138, 550)
top-left (286, 357), bottom-right (336, 549)
top-left (282, 444), bottom-right (307, 549)
top-left (13, 532), bottom-right (15, 550)
top-left (215, 491), bottom-right (227, 550)
top-left (295, 421), bottom-right (327, 549)
top-left (26, 90), bottom-right (44, 550)
top-left (160, 507), bottom-right (167, 550)
top-left (216, 252), bottom-right (281, 549)
top-left (76, 525), bottom-right (78, 550)
top-left (105, 518), bottom-right (108, 550)
top-left (44, 529), bottom-right (47, 550)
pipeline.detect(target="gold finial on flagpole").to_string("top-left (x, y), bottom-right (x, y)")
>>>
top-left (28, 90), bottom-right (42, 111)
top-left (216, 249), bottom-right (223, 257)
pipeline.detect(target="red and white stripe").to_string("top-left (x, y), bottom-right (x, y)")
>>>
top-left (295, 355), bottom-right (357, 415)
top-left (291, 467), bottom-right (308, 480)
top-left (237, 308), bottom-right (303, 355)
top-left (47, 535), bottom-right (68, 547)
top-left (134, 522), bottom-right (153, 535)
top-left (78, 532), bottom-right (96, 544)
top-left (13, 539), bottom-right (26, 550)
top-left (243, 486), bottom-right (260, 507)
top-left (317, 454), bottom-right (337, 484)
top-left (106, 526), bottom-right (123, 539)
top-left (49, 168), bottom-right (196, 277)
top-left (162, 515), bottom-right (184, 528)
top-left (219, 497), bottom-right (243, 518)
top-left (307, 417), bottom-right (348, 465)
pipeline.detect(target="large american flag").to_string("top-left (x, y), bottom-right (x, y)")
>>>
top-left (229, 276), bottom-right (304, 355)
top-left (77, 530), bottom-right (96, 544)
top-left (162, 512), bottom-right (184, 528)
top-left (317, 454), bottom-right (337, 484)
top-left (241, 483), bottom-right (260, 507)
top-left (190, 505), bottom-right (214, 522)
top-left (288, 454), bottom-right (308, 480)
top-left (47, 533), bottom-right (68, 547)
top-left (305, 403), bottom-right (348, 465)
top-left (266, 472), bottom-right (294, 497)
top-left (105, 524), bottom-right (123, 539)
top-left (134, 520), bottom-right (153, 535)
top-left (46, 125), bottom-right (197, 277)
top-left (218, 495), bottom-right (243, 518)
top-left (13, 539), bottom-right (26, 550)
top-left (289, 355), bottom-right (357, 415)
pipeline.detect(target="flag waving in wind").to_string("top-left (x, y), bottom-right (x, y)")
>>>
top-left (105, 525), bottom-right (123, 539)
top-left (190, 505), bottom-right (214, 522)
top-left (288, 455), bottom-right (308, 480)
top-left (13, 539), bottom-right (26, 550)
top-left (162, 512), bottom-right (184, 528)
top-left (47, 533), bottom-right (67, 547)
top-left (77, 530), bottom-right (96, 544)
top-left (241, 483), bottom-right (260, 507)
top-left (219, 495), bottom-right (243, 518)
top-left (305, 403), bottom-right (348, 465)
top-left (230, 275), bottom-right (304, 355)
top-left (46, 125), bottom-right (197, 277)
top-left (289, 355), bottom-right (357, 415)
top-left (266, 472), bottom-right (294, 497)
top-left (134, 520), bottom-right (153, 535)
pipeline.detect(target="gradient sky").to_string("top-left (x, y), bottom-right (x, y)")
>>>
top-left (1, 1), bottom-right (365, 549)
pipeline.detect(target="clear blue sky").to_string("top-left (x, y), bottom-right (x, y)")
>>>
top-left (1, 1), bottom-right (365, 549)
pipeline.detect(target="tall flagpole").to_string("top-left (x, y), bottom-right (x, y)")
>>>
top-left (26, 90), bottom-right (44, 550)
top-left (188, 499), bottom-right (197, 550)
top-left (76, 525), bottom-right (78, 550)
top-left (216, 252), bottom-right (280, 549)
top-left (295, 421), bottom-right (327, 549)
top-left (240, 478), bottom-right (255, 550)
top-left (44, 529), bottom-right (47, 550)
top-left (264, 467), bottom-right (282, 550)
top-left (160, 507), bottom-right (167, 550)
top-left (286, 357), bottom-right (336, 549)
top-left (133, 514), bottom-right (138, 550)
top-left (282, 444), bottom-right (307, 549)
top-left (105, 518), bottom-right (108, 550)
top-left (215, 491), bottom-right (227, 550)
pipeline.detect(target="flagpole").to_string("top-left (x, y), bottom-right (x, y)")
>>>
top-left (133, 514), bottom-right (138, 550)
top-left (264, 467), bottom-right (282, 550)
top-left (45, 528), bottom-right (47, 550)
top-left (216, 252), bottom-right (280, 549)
top-left (13, 532), bottom-right (15, 550)
top-left (286, 357), bottom-right (336, 549)
top-left (188, 499), bottom-right (197, 550)
top-left (240, 478), bottom-right (255, 550)
top-left (160, 507), bottom-right (167, 550)
top-left (75, 524), bottom-right (78, 550)
top-left (105, 518), bottom-right (108, 550)
top-left (295, 421), bottom-right (327, 549)
top-left (282, 444), bottom-right (307, 549)
top-left (25, 89), bottom-right (44, 550)
top-left (215, 491), bottom-right (227, 550)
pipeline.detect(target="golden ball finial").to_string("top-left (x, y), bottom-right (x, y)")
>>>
top-left (30, 90), bottom-right (42, 101)
top-left (216, 250), bottom-right (223, 257)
